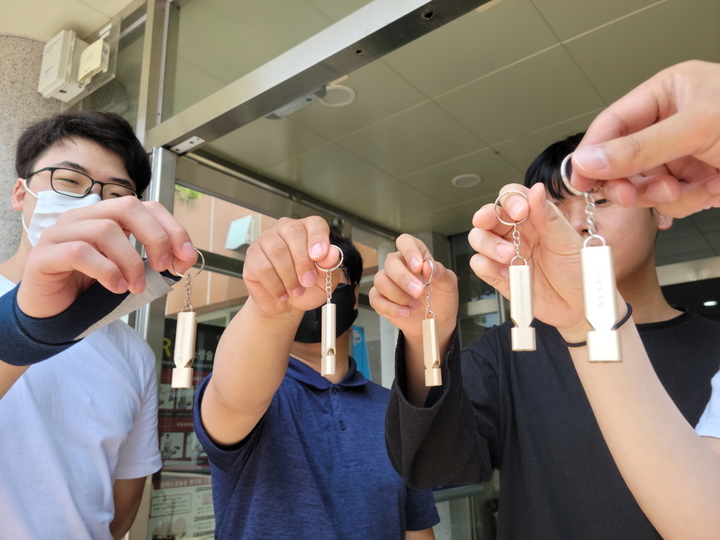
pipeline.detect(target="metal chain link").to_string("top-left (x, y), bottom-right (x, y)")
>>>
top-left (425, 283), bottom-right (435, 320)
top-left (583, 192), bottom-right (606, 247)
top-left (325, 270), bottom-right (333, 304)
top-left (182, 277), bottom-right (193, 312)
top-left (512, 224), bottom-right (522, 258)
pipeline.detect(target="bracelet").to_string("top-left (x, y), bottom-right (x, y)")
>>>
top-left (561, 302), bottom-right (633, 348)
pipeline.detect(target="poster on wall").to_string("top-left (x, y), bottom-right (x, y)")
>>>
top-left (148, 320), bottom-right (222, 540)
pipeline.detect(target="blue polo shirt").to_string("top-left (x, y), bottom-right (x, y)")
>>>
top-left (194, 357), bottom-right (439, 539)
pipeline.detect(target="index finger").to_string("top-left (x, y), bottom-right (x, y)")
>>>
top-left (141, 201), bottom-right (197, 273)
top-left (57, 198), bottom-right (196, 273)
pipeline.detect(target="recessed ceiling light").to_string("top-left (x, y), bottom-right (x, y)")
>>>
top-left (704, 300), bottom-right (717, 307)
top-left (319, 85), bottom-right (356, 108)
top-left (452, 174), bottom-right (481, 188)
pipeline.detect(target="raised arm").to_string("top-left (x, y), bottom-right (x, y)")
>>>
top-left (471, 183), bottom-right (720, 540)
top-left (199, 217), bottom-right (339, 446)
top-left (568, 60), bottom-right (720, 217)
top-left (1, 197), bottom-right (197, 398)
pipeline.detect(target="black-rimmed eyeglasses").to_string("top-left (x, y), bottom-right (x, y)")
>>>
top-left (24, 167), bottom-right (140, 200)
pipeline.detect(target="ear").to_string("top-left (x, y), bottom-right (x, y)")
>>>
top-left (11, 179), bottom-right (27, 211)
top-left (653, 209), bottom-right (673, 231)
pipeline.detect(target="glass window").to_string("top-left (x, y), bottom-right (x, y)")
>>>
top-left (82, 8), bottom-right (145, 130)
top-left (452, 232), bottom-right (496, 304)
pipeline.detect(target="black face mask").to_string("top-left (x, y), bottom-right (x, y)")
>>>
top-left (294, 284), bottom-right (358, 344)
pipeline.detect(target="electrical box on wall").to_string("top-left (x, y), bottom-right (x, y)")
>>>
top-left (38, 30), bottom-right (89, 102)
top-left (225, 215), bottom-right (261, 255)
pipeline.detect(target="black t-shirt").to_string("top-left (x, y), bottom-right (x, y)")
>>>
top-left (386, 312), bottom-right (720, 540)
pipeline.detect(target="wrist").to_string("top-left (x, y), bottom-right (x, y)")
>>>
top-left (557, 295), bottom-right (631, 347)
top-left (246, 297), bottom-right (304, 324)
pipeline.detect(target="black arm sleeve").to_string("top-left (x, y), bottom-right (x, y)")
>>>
top-left (385, 328), bottom-right (501, 489)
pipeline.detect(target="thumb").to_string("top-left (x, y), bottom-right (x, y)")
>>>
top-left (527, 184), bottom-right (582, 253)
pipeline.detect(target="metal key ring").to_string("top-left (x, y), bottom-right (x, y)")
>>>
top-left (494, 190), bottom-right (530, 226)
top-left (315, 245), bottom-right (344, 272)
top-left (171, 248), bottom-right (205, 279)
top-left (560, 153), bottom-right (603, 196)
top-left (421, 257), bottom-right (436, 287)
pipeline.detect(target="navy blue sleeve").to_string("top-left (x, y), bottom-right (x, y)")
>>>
top-left (0, 268), bottom-right (180, 367)
top-left (193, 373), bottom-right (265, 473)
top-left (405, 486), bottom-right (440, 531)
top-left (0, 284), bottom-right (81, 366)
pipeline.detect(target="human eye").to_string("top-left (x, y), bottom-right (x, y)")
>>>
top-left (51, 169), bottom-right (90, 195)
top-left (594, 198), bottom-right (611, 206)
top-left (104, 184), bottom-right (135, 199)
top-left (53, 171), bottom-right (82, 185)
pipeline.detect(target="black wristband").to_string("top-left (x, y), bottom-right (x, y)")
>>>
top-left (561, 302), bottom-right (633, 348)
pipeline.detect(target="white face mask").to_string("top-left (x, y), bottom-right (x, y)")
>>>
top-left (22, 180), bottom-right (102, 246)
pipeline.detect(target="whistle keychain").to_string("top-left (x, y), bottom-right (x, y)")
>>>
top-left (171, 249), bottom-right (205, 388)
top-left (494, 191), bottom-right (536, 351)
top-left (315, 245), bottom-right (344, 378)
top-left (561, 154), bottom-right (621, 362)
top-left (421, 258), bottom-right (442, 387)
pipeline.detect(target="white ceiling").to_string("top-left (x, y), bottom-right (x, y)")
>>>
top-left (167, 0), bottom-right (720, 246)
top-left (3, 0), bottom-right (720, 264)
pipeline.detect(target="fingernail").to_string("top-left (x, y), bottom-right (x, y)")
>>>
top-left (310, 243), bottom-right (324, 259)
top-left (410, 257), bottom-right (421, 272)
top-left (707, 177), bottom-right (720, 195)
top-left (301, 271), bottom-right (316, 288)
top-left (290, 286), bottom-right (305, 298)
top-left (117, 278), bottom-right (128, 291)
top-left (158, 253), bottom-right (171, 268)
top-left (509, 202), bottom-right (523, 218)
top-left (398, 307), bottom-right (410, 318)
top-left (499, 267), bottom-right (508, 279)
top-left (646, 181), bottom-right (673, 202)
top-left (573, 146), bottom-right (609, 171)
top-left (495, 243), bottom-right (513, 259)
top-left (409, 299), bottom-right (422, 309)
top-left (182, 242), bottom-right (196, 258)
top-left (280, 293), bottom-right (289, 301)
top-left (408, 280), bottom-right (423, 297)
top-left (135, 277), bottom-right (146, 290)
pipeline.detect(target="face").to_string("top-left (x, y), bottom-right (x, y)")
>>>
top-left (551, 193), bottom-right (673, 285)
top-left (12, 137), bottom-right (136, 224)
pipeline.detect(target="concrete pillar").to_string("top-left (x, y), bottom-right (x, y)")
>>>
top-left (0, 36), bottom-right (60, 261)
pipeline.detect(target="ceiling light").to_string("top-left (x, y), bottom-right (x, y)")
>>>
top-left (704, 300), bottom-right (717, 307)
top-left (265, 87), bottom-right (326, 119)
top-left (319, 85), bottom-right (356, 108)
top-left (452, 174), bottom-right (481, 188)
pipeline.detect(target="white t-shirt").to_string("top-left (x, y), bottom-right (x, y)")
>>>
top-left (0, 275), bottom-right (162, 540)
top-left (696, 369), bottom-right (720, 439)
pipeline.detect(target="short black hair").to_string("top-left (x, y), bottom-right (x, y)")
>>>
top-left (524, 132), bottom-right (584, 200)
top-left (329, 226), bottom-right (363, 285)
top-left (15, 111), bottom-right (151, 194)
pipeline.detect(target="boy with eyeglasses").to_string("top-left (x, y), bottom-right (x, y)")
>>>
top-left (0, 111), bottom-right (196, 539)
